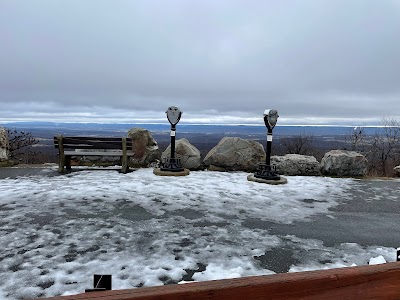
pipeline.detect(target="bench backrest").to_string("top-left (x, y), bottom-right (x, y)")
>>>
top-left (54, 136), bottom-right (133, 151)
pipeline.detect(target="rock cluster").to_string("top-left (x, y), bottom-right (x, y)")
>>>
top-left (200, 138), bottom-right (368, 178)
top-left (52, 126), bottom-right (372, 178)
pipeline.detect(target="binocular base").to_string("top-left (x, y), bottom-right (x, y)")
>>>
top-left (160, 158), bottom-right (185, 172)
top-left (153, 168), bottom-right (190, 176)
top-left (247, 174), bottom-right (287, 185)
top-left (250, 163), bottom-right (287, 184)
top-left (254, 164), bottom-right (281, 181)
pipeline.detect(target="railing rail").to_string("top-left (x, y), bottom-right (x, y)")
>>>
top-left (43, 262), bottom-right (400, 300)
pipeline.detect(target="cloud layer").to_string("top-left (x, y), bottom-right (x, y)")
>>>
top-left (1, 0), bottom-right (400, 124)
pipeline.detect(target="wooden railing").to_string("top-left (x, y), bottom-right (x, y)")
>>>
top-left (44, 262), bottom-right (400, 300)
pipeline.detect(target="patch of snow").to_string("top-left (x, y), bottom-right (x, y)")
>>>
top-left (369, 255), bottom-right (387, 265)
top-left (0, 169), bottom-right (397, 298)
top-left (192, 263), bottom-right (250, 281)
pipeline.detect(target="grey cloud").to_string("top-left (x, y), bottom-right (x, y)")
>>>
top-left (0, 0), bottom-right (400, 124)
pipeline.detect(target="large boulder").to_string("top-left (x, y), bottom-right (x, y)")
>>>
top-left (320, 150), bottom-right (367, 177)
top-left (203, 137), bottom-right (265, 172)
top-left (128, 128), bottom-right (161, 167)
top-left (0, 127), bottom-right (9, 162)
top-left (161, 138), bottom-right (201, 170)
top-left (271, 154), bottom-right (320, 176)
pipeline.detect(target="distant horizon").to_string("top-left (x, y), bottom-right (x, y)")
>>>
top-left (0, 120), bottom-right (388, 128)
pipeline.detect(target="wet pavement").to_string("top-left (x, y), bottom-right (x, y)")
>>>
top-left (242, 179), bottom-right (400, 249)
top-left (0, 167), bottom-right (59, 179)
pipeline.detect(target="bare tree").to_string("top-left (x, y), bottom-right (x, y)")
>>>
top-left (348, 126), bottom-right (368, 152)
top-left (368, 118), bottom-right (400, 176)
top-left (279, 133), bottom-right (315, 155)
top-left (6, 128), bottom-right (39, 163)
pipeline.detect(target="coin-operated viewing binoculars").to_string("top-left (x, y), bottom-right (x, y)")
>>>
top-left (254, 109), bottom-right (281, 180)
top-left (160, 106), bottom-right (185, 172)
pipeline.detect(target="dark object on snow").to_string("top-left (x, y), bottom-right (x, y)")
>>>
top-left (85, 274), bottom-right (112, 292)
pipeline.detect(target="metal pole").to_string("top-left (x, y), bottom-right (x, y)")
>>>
top-left (266, 128), bottom-right (272, 166)
top-left (170, 125), bottom-right (176, 159)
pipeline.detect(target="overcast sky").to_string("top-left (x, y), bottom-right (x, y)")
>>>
top-left (1, 0), bottom-right (400, 125)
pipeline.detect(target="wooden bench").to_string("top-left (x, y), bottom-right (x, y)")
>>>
top-left (54, 135), bottom-right (134, 174)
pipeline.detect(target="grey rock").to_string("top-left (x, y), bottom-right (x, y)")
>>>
top-left (203, 137), bottom-right (265, 172)
top-left (271, 154), bottom-right (320, 176)
top-left (0, 127), bottom-right (9, 162)
top-left (320, 150), bottom-right (367, 177)
top-left (128, 128), bottom-right (161, 167)
top-left (162, 138), bottom-right (201, 170)
top-left (394, 166), bottom-right (400, 177)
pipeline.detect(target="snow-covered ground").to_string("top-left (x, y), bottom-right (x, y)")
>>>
top-left (0, 168), bottom-right (398, 299)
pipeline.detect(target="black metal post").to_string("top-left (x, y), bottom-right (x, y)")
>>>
top-left (170, 125), bottom-right (176, 159)
top-left (254, 112), bottom-right (280, 180)
top-left (160, 122), bottom-right (184, 172)
top-left (266, 128), bottom-right (272, 166)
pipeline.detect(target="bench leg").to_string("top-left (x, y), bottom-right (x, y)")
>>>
top-left (121, 157), bottom-right (128, 174)
top-left (56, 135), bottom-right (66, 173)
top-left (121, 137), bottom-right (128, 174)
top-left (58, 156), bottom-right (65, 173)
top-left (65, 156), bottom-right (71, 170)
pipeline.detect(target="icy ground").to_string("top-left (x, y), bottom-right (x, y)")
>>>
top-left (0, 168), bottom-right (399, 299)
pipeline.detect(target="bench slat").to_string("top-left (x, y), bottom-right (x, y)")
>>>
top-left (60, 143), bottom-right (123, 150)
top-left (54, 138), bottom-right (132, 150)
top-left (55, 144), bottom-right (133, 150)
top-left (64, 138), bottom-right (125, 144)
top-left (64, 151), bottom-right (134, 156)
top-left (53, 136), bottom-right (125, 142)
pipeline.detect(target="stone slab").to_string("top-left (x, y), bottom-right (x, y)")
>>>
top-left (153, 168), bottom-right (190, 176)
top-left (247, 174), bottom-right (288, 185)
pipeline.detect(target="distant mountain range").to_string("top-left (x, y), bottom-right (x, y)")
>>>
top-left (1, 121), bottom-right (381, 137)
